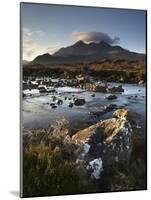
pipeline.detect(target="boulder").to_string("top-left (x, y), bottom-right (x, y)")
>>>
top-left (89, 111), bottom-right (105, 117)
top-left (51, 105), bottom-right (57, 109)
top-left (72, 109), bottom-right (133, 179)
top-left (79, 82), bottom-right (107, 93)
top-left (103, 104), bottom-right (117, 111)
top-left (57, 99), bottom-right (63, 105)
top-left (49, 96), bottom-right (57, 101)
top-left (105, 95), bottom-right (117, 100)
top-left (91, 93), bottom-right (95, 97)
top-left (89, 104), bottom-right (118, 119)
top-left (106, 85), bottom-right (124, 93)
top-left (95, 85), bottom-right (107, 92)
top-left (74, 98), bottom-right (86, 106)
top-left (69, 102), bottom-right (74, 108)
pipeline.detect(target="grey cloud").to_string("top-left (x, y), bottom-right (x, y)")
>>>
top-left (72, 32), bottom-right (120, 45)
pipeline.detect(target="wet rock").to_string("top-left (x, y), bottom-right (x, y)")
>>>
top-left (91, 93), bottom-right (95, 97)
top-left (79, 82), bottom-right (107, 93)
top-left (69, 102), bottom-right (74, 108)
top-left (89, 111), bottom-right (104, 117)
top-left (49, 96), bottom-right (57, 101)
top-left (105, 95), bottom-right (117, 100)
top-left (128, 96), bottom-right (133, 99)
top-left (38, 85), bottom-right (47, 93)
top-left (74, 98), bottom-right (86, 106)
top-left (57, 99), bottom-right (63, 105)
top-left (106, 85), bottom-right (124, 93)
top-left (103, 104), bottom-right (117, 111)
top-left (51, 104), bottom-right (57, 109)
top-left (95, 85), bottom-right (107, 92)
top-left (127, 95), bottom-right (138, 101)
top-left (49, 102), bottom-right (54, 106)
top-left (89, 104), bottom-right (118, 118)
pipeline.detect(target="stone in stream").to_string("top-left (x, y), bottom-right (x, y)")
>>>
top-left (57, 99), bottom-right (63, 105)
top-left (74, 98), bottom-right (86, 106)
top-left (49, 95), bottom-right (57, 101)
top-left (105, 94), bottom-right (117, 100)
top-left (51, 104), bottom-right (57, 109)
top-left (103, 103), bottom-right (117, 111)
top-left (69, 102), bottom-right (74, 108)
top-left (106, 85), bottom-right (124, 93)
top-left (89, 111), bottom-right (105, 117)
top-left (89, 104), bottom-right (117, 118)
top-left (79, 82), bottom-right (107, 93)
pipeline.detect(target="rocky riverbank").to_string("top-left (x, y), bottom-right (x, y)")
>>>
top-left (23, 75), bottom-right (126, 96)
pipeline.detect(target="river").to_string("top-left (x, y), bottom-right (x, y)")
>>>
top-left (22, 83), bottom-right (146, 130)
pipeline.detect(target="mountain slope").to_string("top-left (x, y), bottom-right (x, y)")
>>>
top-left (30, 41), bottom-right (145, 65)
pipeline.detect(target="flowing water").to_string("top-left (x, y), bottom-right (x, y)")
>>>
top-left (22, 83), bottom-right (146, 129)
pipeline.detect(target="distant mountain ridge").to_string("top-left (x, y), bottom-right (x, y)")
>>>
top-left (29, 41), bottom-right (145, 65)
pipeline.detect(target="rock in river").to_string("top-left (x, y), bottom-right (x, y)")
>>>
top-left (105, 94), bottom-right (117, 100)
top-left (106, 85), bottom-right (124, 93)
top-left (103, 103), bottom-right (117, 111)
top-left (74, 98), bottom-right (86, 106)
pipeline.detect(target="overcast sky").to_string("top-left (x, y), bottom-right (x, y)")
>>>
top-left (21, 3), bottom-right (146, 61)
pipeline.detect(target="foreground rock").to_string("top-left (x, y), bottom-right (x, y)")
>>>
top-left (24, 109), bottom-right (133, 181)
top-left (72, 108), bottom-right (133, 179)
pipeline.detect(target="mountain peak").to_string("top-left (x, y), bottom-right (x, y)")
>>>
top-left (74, 40), bottom-right (86, 46)
top-left (42, 53), bottom-right (51, 57)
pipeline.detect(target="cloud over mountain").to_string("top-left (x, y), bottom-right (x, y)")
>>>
top-left (72, 31), bottom-right (120, 45)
